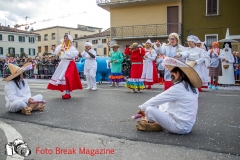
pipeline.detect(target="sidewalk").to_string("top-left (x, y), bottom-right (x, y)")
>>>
top-left (1, 118), bottom-right (238, 160)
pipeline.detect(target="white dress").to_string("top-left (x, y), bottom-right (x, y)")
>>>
top-left (141, 48), bottom-right (157, 82)
top-left (218, 47), bottom-right (235, 85)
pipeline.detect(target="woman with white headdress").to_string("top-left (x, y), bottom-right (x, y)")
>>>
top-left (48, 34), bottom-right (83, 99)
top-left (154, 33), bottom-right (189, 90)
top-left (141, 39), bottom-right (159, 89)
top-left (185, 35), bottom-right (205, 92)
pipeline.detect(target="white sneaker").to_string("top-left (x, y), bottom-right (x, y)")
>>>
top-left (85, 87), bottom-right (91, 90)
top-left (91, 87), bottom-right (97, 90)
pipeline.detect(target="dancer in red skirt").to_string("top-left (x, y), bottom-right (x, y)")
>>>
top-left (124, 43), bottom-right (146, 92)
top-left (47, 34), bottom-right (82, 99)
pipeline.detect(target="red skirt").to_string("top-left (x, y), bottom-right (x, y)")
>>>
top-left (47, 61), bottom-right (83, 92)
top-left (130, 63), bottom-right (143, 78)
top-left (144, 62), bottom-right (159, 85)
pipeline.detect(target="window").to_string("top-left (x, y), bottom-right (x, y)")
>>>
top-left (44, 34), bottom-right (48, 41)
top-left (232, 44), bottom-right (239, 52)
top-left (19, 36), bottom-right (25, 42)
top-left (20, 48), bottom-right (24, 53)
top-left (52, 33), bottom-right (55, 40)
top-left (206, 0), bottom-right (218, 15)
top-left (29, 48), bottom-right (35, 56)
top-left (38, 46), bottom-right (41, 53)
top-left (0, 34), bottom-right (2, 41)
top-left (8, 47), bottom-right (15, 54)
top-left (8, 35), bottom-right (14, 41)
top-left (29, 37), bottom-right (35, 43)
top-left (0, 47), bottom-right (3, 55)
top-left (75, 34), bottom-right (78, 38)
top-left (104, 47), bottom-right (107, 56)
top-left (75, 42), bottom-right (78, 48)
top-left (44, 46), bottom-right (48, 52)
top-left (102, 39), bottom-right (107, 43)
top-left (38, 36), bottom-right (41, 41)
top-left (92, 40), bottom-right (98, 44)
top-left (205, 34), bottom-right (218, 49)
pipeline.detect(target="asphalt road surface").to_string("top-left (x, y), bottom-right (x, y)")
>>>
top-left (0, 79), bottom-right (239, 159)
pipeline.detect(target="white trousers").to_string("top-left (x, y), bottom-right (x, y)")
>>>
top-left (145, 107), bottom-right (188, 134)
top-left (86, 75), bottom-right (97, 88)
top-left (7, 94), bottom-right (43, 113)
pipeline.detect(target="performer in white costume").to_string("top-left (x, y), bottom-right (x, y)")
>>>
top-left (136, 57), bottom-right (201, 134)
top-left (3, 63), bottom-right (45, 115)
top-left (80, 42), bottom-right (97, 90)
top-left (185, 35), bottom-right (206, 92)
top-left (154, 33), bottom-right (189, 90)
top-left (196, 39), bottom-right (210, 89)
top-left (48, 34), bottom-right (82, 99)
top-left (218, 43), bottom-right (235, 85)
top-left (218, 28), bottom-right (238, 85)
top-left (141, 39), bottom-right (159, 89)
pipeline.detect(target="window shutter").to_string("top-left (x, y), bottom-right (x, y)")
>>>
top-left (8, 48), bottom-right (10, 54)
top-left (29, 37), bottom-right (30, 42)
top-left (8, 35), bottom-right (10, 41)
top-left (33, 37), bottom-right (35, 43)
top-left (12, 36), bottom-right (14, 41)
top-left (29, 48), bottom-right (30, 55)
top-left (0, 34), bottom-right (2, 40)
top-left (33, 49), bottom-right (35, 55)
top-left (23, 37), bottom-right (25, 42)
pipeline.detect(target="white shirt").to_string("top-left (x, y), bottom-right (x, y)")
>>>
top-left (81, 49), bottom-right (97, 69)
top-left (53, 45), bottom-right (78, 59)
top-left (5, 80), bottom-right (31, 107)
top-left (139, 82), bottom-right (198, 132)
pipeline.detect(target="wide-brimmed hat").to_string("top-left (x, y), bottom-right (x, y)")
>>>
top-left (111, 44), bottom-right (119, 48)
top-left (129, 42), bottom-right (138, 49)
top-left (3, 63), bottom-right (32, 82)
top-left (60, 34), bottom-right (73, 43)
top-left (162, 57), bottom-right (202, 88)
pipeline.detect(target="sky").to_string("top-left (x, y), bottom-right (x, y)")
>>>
top-left (0, 0), bottom-right (110, 31)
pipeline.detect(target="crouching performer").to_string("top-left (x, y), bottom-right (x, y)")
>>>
top-left (136, 57), bottom-right (202, 134)
top-left (3, 63), bottom-right (45, 115)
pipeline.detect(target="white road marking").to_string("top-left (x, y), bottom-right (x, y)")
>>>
top-left (0, 121), bottom-right (24, 160)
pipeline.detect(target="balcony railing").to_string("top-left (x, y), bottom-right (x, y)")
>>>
top-left (111, 23), bottom-right (181, 39)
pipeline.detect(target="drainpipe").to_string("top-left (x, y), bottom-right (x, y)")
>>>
top-left (181, 0), bottom-right (184, 46)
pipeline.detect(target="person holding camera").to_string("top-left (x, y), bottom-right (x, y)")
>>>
top-left (47, 35), bottom-right (82, 99)
top-left (124, 42), bottom-right (146, 92)
top-left (3, 63), bottom-right (45, 115)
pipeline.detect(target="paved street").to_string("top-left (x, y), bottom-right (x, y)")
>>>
top-left (0, 79), bottom-right (239, 160)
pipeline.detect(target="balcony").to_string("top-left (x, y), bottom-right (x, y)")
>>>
top-left (111, 23), bottom-right (181, 39)
top-left (97, 0), bottom-right (179, 11)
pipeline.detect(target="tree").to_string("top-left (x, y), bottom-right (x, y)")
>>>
top-left (20, 52), bottom-right (27, 58)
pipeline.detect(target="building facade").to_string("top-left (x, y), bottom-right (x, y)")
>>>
top-left (0, 25), bottom-right (39, 58)
top-left (33, 25), bottom-right (102, 55)
top-left (183, 0), bottom-right (240, 50)
top-left (97, 0), bottom-right (182, 51)
top-left (74, 29), bottom-right (110, 56)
